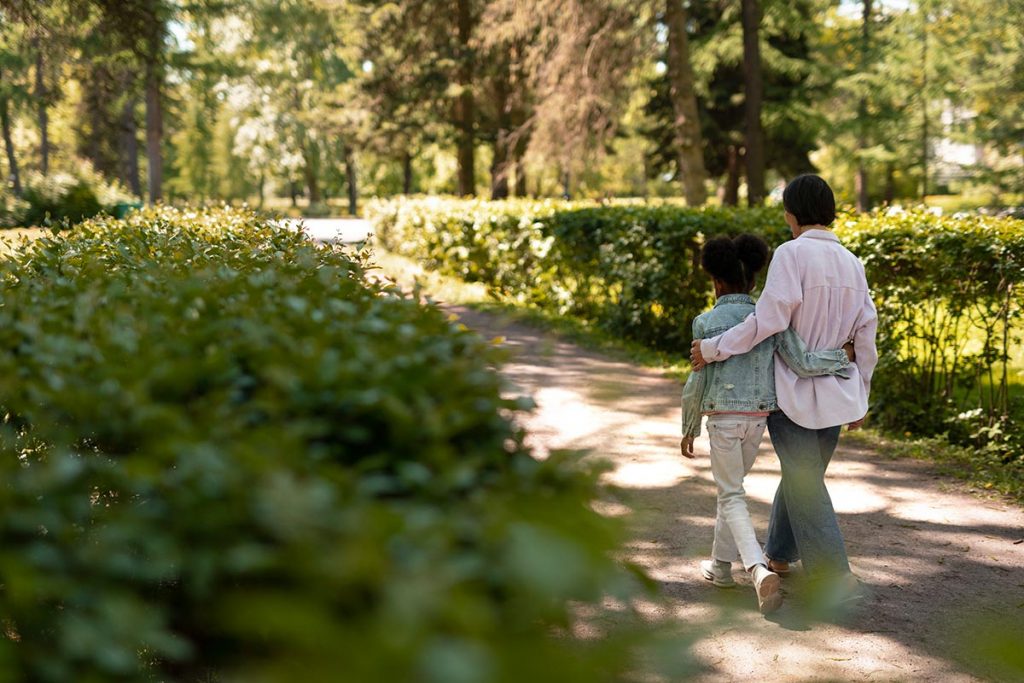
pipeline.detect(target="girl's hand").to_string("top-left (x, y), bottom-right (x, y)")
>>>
top-left (680, 436), bottom-right (695, 458)
top-left (690, 340), bottom-right (708, 370)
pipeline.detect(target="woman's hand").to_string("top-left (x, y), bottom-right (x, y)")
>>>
top-left (843, 341), bottom-right (856, 362)
top-left (680, 436), bottom-right (695, 458)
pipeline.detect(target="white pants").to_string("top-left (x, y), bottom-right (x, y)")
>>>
top-left (707, 414), bottom-right (768, 570)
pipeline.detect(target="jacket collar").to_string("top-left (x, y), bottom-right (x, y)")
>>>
top-left (714, 293), bottom-right (754, 307)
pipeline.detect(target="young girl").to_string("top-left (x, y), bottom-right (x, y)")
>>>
top-left (680, 234), bottom-right (851, 614)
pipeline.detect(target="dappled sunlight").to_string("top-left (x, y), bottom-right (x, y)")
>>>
top-left (443, 304), bottom-right (1024, 683)
top-left (604, 458), bottom-right (692, 489)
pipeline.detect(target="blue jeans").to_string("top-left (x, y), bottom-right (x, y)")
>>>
top-left (764, 411), bottom-right (850, 577)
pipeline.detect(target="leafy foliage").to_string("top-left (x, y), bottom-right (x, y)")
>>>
top-left (369, 198), bottom-right (1024, 467)
top-left (369, 197), bottom-right (786, 351)
top-left (15, 164), bottom-right (136, 227)
top-left (0, 207), bottom-right (664, 681)
top-left (840, 208), bottom-right (1024, 462)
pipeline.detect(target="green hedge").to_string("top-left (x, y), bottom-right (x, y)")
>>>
top-left (369, 197), bottom-right (785, 352)
top-left (0, 207), bottom-right (662, 681)
top-left (368, 198), bottom-right (1024, 471)
top-left (839, 210), bottom-right (1024, 465)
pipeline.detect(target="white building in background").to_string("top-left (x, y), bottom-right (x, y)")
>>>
top-left (933, 103), bottom-right (984, 187)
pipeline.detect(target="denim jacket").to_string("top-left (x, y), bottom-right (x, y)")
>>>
top-left (681, 294), bottom-right (850, 437)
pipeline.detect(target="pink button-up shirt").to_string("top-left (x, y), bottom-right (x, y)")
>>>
top-left (699, 228), bottom-right (878, 429)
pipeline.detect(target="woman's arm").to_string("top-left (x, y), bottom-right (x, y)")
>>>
top-left (696, 246), bottom-right (802, 366)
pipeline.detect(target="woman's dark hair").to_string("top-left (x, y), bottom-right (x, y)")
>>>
top-left (701, 233), bottom-right (770, 292)
top-left (782, 174), bottom-right (836, 227)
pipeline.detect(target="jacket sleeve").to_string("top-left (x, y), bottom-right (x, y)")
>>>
top-left (774, 327), bottom-right (851, 379)
top-left (852, 288), bottom-right (879, 398)
top-left (681, 316), bottom-right (707, 437)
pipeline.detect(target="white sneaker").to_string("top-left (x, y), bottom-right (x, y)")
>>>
top-left (752, 564), bottom-right (782, 614)
top-left (700, 559), bottom-right (736, 588)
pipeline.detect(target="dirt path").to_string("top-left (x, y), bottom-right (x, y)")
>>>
top-left (448, 305), bottom-right (1024, 682)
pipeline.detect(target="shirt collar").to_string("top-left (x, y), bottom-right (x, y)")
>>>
top-left (797, 228), bottom-right (840, 242)
top-left (714, 293), bottom-right (754, 307)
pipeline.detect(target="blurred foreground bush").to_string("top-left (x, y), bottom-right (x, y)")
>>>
top-left (0, 207), bottom-right (667, 681)
top-left (369, 197), bottom-right (1024, 480)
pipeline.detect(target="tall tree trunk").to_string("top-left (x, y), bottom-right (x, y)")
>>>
top-left (143, 0), bottom-right (165, 204)
top-left (490, 55), bottom-right (511, 200)
top-left (455, 0), bottom-right (475, 196)
top-left (920, 6), bottom-right (929, 201)
top-left (855, 0), bottom-right (873, 212)
top-left (884, 161), bottom-right (895, 204)
top-left (302, 143), bottom-right (321, 205)
top-left (120, 97), bottom-right (142, 197)
top-left (0, 70), bottom-right (22, 197)
top-left (144, 59), bottom-right (163, 203)
top-left (33, 39), bottom-right (49, 176)
top-left (513, 157), bottom-right (528, 198)
top-left (741, 0), bottom-right (765, 206)
top-left (665, 0), bottom-right (708, 206)
top-left (402, 150), bottom-right (413, 195)
top-left (344, 146), bottom-right (357, 216)
top-left (722, 144), bottom-right (741, 206)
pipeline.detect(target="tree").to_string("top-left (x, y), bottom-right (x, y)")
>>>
top-left (665, 0), bottom-right (708, 205)
top-left (741, 0), bottom-right (765, 205)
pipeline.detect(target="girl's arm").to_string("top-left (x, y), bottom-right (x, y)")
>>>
top-left (775, 327), bottom-right (851, 378)
top-left (681, 317), bottom-right (708, 438)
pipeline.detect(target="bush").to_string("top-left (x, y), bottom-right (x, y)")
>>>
top-left (368, 198), bottom-right (1024, 470)
top-left (0, 207), bottom-right (663, 681)
top-left (0, 184), bottom-right (27, 227)
top-left (839, 208), bottom-right (1024, 462)
top-left (17, 164), bottom-right (136, 228)
top-left (368, 197), bottom-right (784, 352)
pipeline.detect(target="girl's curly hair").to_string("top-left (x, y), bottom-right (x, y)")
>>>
top-left (700, 233), bottom-right (770, 291)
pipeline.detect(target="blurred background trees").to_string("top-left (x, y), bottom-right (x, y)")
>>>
top-left (0, 0), bottom-right (1021, 214)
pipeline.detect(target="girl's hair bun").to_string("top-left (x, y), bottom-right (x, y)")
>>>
top-left (700, 233), bottom-right (770, 290)
top-left (701, 236), bottom-right (743, 286)
top-left (733, 233), bottom-right (769, 276)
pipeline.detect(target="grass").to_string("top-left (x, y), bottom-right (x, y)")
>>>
top-left (842, 430), bottom-right (1024, 505)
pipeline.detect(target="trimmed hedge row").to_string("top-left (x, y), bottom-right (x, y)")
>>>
top-left (368, 198), bottom-right (1024, 465)
top-left (0, 208), bottom-right (660, 681)
top-left (839, 210), bottom-right (1024, 463)
top-left (368, 197), bottom-right (785, 352)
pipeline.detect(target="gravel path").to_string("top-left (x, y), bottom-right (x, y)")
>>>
top-left (448, 304), bottom-right (1024, 682)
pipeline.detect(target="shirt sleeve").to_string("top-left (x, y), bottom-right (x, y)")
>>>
top-left (700, 246), bottom-right (803, 364)
top-left (681, 316), bottom-right (707, 437)
top-left (774, 327), bottom-right (851, 379)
